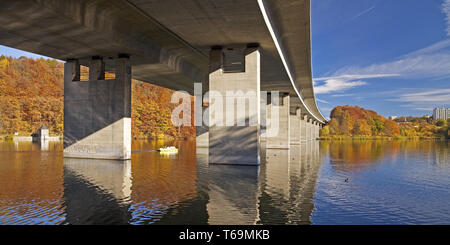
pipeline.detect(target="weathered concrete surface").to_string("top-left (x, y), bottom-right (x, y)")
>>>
top-left (0, 0), bottom-right (327, 124)
top-left (63, 58), bottom-right (131, 160)
top-left (308, 119), bottom-right (313, 141)
top-left (289, 108), bottom-right (301, 145)
top-left (266, 94), bottom-right (290, 149)
top-left (300, 115), bottom-right (307, 142)
top-left (208, 47), bottom-right (261, 165)
top-left (315, 122), bottom-right (320, 139)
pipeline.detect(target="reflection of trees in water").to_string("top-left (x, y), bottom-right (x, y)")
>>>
top-left (322, 140), bottom-right (449, 170)
top-left (0, 141), bottom-right (64, 224)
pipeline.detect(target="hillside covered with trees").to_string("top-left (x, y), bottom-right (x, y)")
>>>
top-left (0, 56), bottom-right (195, 139)
top-left (321, 105), bottom-right (449, 139)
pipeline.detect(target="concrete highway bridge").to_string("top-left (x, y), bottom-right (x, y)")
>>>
top-left (0, 0), bottom-right (327, 165)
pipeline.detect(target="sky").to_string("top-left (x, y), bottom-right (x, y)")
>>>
top-left (0, 0), bottom-right (449, 119)
top-left (311, 0), bottom-right (450, 118)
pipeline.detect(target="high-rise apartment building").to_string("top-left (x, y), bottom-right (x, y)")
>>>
top-left (433, 108), bottom-right (450, 120)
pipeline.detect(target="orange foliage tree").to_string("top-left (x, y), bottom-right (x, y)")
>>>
top-left (326, 105), bottom-right (400, 137)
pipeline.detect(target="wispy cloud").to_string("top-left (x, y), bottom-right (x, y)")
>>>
top-left (316, 98), bottom-right (330, 104)
top-left (335, 39), bottom-right (450, 80)
top-left (414, 107), bottom-right (434, 111)
top-left (346, 6), bottom-right (376, 22)
top-left (314, 74), bottom-right (399, 81)
top-left (403, 39), bottom-right (450, 57)
top-left (314, 78), bottom-right (366, 94)
top-left (443, 0), bottom-right (450, 36)
top-left (387, 89), bottom-right (450, 112)
top-left (331, 93), bottom-right (355, 97)
top-left (389, 89), bottom-right (450, 103)
top-left (313, 74), bottom-right (396, 94)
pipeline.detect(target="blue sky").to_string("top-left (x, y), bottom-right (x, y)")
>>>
top-left (311, 0), bottom-right (450, 118)
top-left (1, 0), bottom-right (449, 118)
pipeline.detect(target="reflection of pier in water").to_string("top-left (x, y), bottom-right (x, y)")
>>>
top-left (63, 158), bottom-right (132, 224)
top-left (205, 164), bottom-right (260, 225)
top-left (258, 141), bottom-right (321, 224)
top-left (196, 140), bottom-right (322, 225)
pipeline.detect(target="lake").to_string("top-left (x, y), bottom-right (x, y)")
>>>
top-left (0, 139), bottom-right (448, 225)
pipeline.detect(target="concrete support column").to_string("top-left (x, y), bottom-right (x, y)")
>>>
top-left (315, 122), bottom-right (320, 140)
top-left (319, 124), bottom-right (323, 138)
top-left (63, 56), bottom-right (131, 160)
top-left (300, 115), bottom-right (307, 142)
top-left (208, 46), bottom-right (261, 165)
top-left (266, 93), bottom-right (290, 149)
top-left (307, 118), bottom-right (313, 141)
top-left (312, 121), bottom-right (316, 140)
top-left (289, 108), bottom-right (301, 145)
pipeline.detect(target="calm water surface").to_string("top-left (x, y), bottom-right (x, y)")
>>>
top-left (0, 139), bottom-right (448, 225)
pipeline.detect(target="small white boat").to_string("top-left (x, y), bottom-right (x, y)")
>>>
top-left (159, 146), bottom-right (178, 154)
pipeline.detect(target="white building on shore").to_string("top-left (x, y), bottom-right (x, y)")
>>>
top-left (13, 125), bottom-right (60, 142)
top-left (433, 108), bottom-right (450, 120)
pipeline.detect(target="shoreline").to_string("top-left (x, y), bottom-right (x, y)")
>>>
top-left (319, 136), bottom-right (448, 141)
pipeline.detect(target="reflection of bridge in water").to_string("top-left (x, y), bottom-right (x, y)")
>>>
top-left (59, 140), bottom-right (322, 225)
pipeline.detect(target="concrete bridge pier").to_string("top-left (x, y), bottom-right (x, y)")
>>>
top-left (314, 121), bottom-right (320, 140)
top-left (208, 46), bottom-right (261, 165)
top-left (309, 118), bottom-right (314, 140)
top-left (300, 115), bottom-right (307, 142)
top-left (266, 93), bottom-right (290, 149)
top-left (63, 56), bottom-right (132, 160)
top-left (289, 107), bottom-right (301, 145)
top-left (311, 121), bottom-right (316, 140)
top-left (319, 123), bottom-right (322, 139)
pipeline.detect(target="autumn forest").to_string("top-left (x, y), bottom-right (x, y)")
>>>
top-left (0, 56), bottom-right (195, 139)
top-left (321, 105), bottom-right (449, 139)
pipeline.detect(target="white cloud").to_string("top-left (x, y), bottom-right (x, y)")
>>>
top-left (314, 78), bottom-right (367, 94)
top-left (314, 74), bottom-right (399, 81)
top-left (331, 3), bottom-right (450, 79)
top-left (316, 98), bottom-right (329, 104)
top-left (335, 39), bottom-right (450, 79)
top-left (313, 74), bottom-right (396, 94)
top-left (443, 0), bottom-right (450, 36)
top-left (387, 89), bottom-right (450, 113)
top-left (414, 107), bottom-right (434, 111)
top-left (389, 89), bottom-right (450, 103)
top-left (403, 39), bottom-right (450, 57)
top-left (331, 93), bottom-right (355, 97)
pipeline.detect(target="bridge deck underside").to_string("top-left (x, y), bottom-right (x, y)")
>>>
top-left (0, 0), bottom-right (325, 123)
